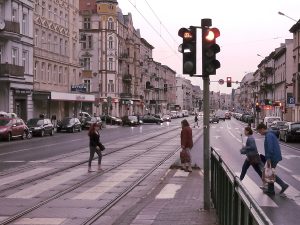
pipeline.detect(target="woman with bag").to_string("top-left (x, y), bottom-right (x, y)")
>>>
top-left (180, 119), bottom-right (193, 172)
top-left (239, 127), bottom-right (263, 181)
top-left (88, 123), bottom-right (104, 172)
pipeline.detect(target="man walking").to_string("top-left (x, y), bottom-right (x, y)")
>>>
top-left (194, 114), bottom-right (199, 128)
top-left (257, 123), bottom-right (289, 195)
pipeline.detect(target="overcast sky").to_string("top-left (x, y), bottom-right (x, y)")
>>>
top-left (118, 0), bottom-right (299, 94)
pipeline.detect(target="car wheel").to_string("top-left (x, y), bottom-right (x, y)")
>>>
top-left (26, 131), bottom-right (32, 139)
top-left (41, 130), bottom-right (45, 137)
top-left (78, 126), bottom-right (82, 132)
top-left (21, 131), bottom-right (27, 140)
top-left (7, 132), bottom-right (12, 142)
top-left (284, 135), bottom-right (288, 143)
top-left (50, 129), bottom-right (54, 136)
top-left (72, 127), bottom-right (75, 133)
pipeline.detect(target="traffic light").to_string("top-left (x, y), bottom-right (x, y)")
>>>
top-left (226, 77), bottom-right (232, 87)
top-left (178, 27), bottom-right (197, 76)
top-left (255, 102), bottom-right (261, 112)
top-left (202, 27), bottom-right (220, 76)
top-left (264, 99), bottom-right (272, 105)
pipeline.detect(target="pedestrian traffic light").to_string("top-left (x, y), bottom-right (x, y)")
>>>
top-left (226, 77), bottom-right (232, 87)
top-left (202, 27), bottom-right (220, 76)
top-left (178, 27), bottom-right (197, 76)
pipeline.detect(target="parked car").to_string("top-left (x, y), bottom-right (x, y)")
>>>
top-left (57, 117), bottom-right (82, 133)
top-left (27, 118), bottom-right (55, 137)
top-left (269, 121), bottom-right (287, 138)
top-left (82, 116), bottom-right (102, 129)
top-left (101, 115), bottom-right (122, 125)
top-left (162, 114), bottom-right (171, 122)
top-left (0, 117), bottom-right (31, 141)
top-left (122, 115), bottom-right (141, 126)
top-left (263, 116), bottom-right (281, 128)
top-left (209, 115), bottom-right (219, 123)
top-left (142, 115), bottom-right (163, 124)
top-left (279, 122), bottom-right (300, 143)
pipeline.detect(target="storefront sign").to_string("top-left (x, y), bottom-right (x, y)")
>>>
top-left (13, 89), bottom-right (31, 95)
top-left (51, 91), bottom-right (95, 102)
top-left (71, 84), bottom-right (87, 93)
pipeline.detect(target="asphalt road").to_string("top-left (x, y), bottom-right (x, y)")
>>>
top-left (0, 120), bottom-right (183, 172)
top-left (210, 117), bottom-right (300, 225)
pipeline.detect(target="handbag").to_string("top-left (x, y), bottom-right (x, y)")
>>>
top-left (263, 161), bottom-right (275, 183)
top-left (99, 142), bottom-right (105, 151)
top-left (180, 150), bottom-right (190, 163)
top-left (248, 153), bottom-right (261, 165)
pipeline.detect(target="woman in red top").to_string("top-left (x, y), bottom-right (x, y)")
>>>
top-left (180, 119), bottom-right (193, 172)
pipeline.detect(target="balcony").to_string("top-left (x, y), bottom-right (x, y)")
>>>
top-left (120, 92), bottom-right (132, 99)
top-left (122, 74), bottom-right (132, 83)
top-left (0, 20), bottom-right (21, 40)
top-left (0, 63), bottom-right (24, 77)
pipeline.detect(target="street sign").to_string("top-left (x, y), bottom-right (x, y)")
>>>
top-left (287, 96), bottom-right (295, 107)
top-left (218, 79), bottom-right (224, 85)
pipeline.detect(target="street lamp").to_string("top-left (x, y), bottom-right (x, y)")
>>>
top-left (278, 11), bottom-right (297, 22)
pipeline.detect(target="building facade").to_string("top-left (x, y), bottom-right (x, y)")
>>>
top-left (0, 0), bottom-right (34, 120)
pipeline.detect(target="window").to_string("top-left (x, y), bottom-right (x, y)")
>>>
top-left (48, 5), bottom-right (52, 19)
top-left (82, 57), bottom-right (91, 70)
top-left (108, 36), bottom-right (113, 49)
top-left (64, 67), bottom-right (68, 84)
top-left (65, 40), bottom-right (68, 55)
top-left (34, 61), bottom-right (38, 80)
top-left (54, 8), bottom-right (57, 23)
top-left (54, 36), bottom-right (57, 53)
top-left (12, 48), bottom-right (18, 65)
top-left (48, 34), bottom-right (52, 50)
top-left (22, 13), bottom-right (28, 35)
top-left (84, 80), bottom-right (91, 93)
top-left (42, 31), bottom-right (45, 48)
top-left (35, 29), bottom-right (39, 46)
top-left (53, 65), bottom-right (57, 83)
top-left (22, 51), bottom-right (29, 73)
top-left (73, 42), bottom-right (76, 59)
top-left (65, 13), bottom-right (68, 26)
top-left (108, 18), bottom-right (114, 30)
top-left (108, 58), bottom-right (113, 70)
top-left (83, 17), bottom-right (91, 29)
top-left (60, 11), bottom-right (63, 25)
top-left (12, 8), bottom-right (18, 22)
top-left (42, 1), bottom-right (46, 17)
top-left (59, 38), bottom-right (63, 54)
top-left (47, 64), bottom-right (51, 81)
top-left (108, 80), bottom-right (114, 92)
top-left (41, 62), bottom-right (45, 80)
top-left (81, 35), bottom-right (92, 49)
top-left (58, 66), bottom-right (62, 83)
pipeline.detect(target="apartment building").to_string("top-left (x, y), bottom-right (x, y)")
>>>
top-left (33, 0), bottom-right (94, 120)
top-left (0, 0), bottom-right (34, 120)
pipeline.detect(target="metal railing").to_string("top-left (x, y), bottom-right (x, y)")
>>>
top-left (211, 147), bottom-right (273, 225)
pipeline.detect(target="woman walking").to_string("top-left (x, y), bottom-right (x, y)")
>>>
top-left (180, 119), bottom-right (193, 172)
top-left (239, 126), bottom-right (263, 181)
top-left (88, 123), bottom-right (103, 172)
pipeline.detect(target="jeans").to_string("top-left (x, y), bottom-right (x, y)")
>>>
top-left (88, 146), bottom-right (102, 167)
top-left (240, 159), bottom-right (263, 180)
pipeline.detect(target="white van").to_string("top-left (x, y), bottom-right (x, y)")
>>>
top-left (263, 116), bottom-right (281, 128)
top-left (182, 110), bottom-right (189, 117)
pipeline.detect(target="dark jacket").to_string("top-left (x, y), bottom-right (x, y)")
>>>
top-left (240, 135), bottom-right (258, 156)
top-left (181, 126), bottom-right (193, 149)
top-left (264, 131), bottom-right (282, 163)
top-left (89, 131), bottom-right (101, 148)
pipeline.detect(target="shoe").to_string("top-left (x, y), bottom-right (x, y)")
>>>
top-left (280, 184), bottom-right (289, 194)
top-left (263, 190), bottom-right (275, 195)
top-left (98, 165), bottom-right (102, 171)
top-left (88, 166), bottom-right (94, 172)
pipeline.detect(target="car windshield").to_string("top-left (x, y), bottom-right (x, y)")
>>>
top-left (62, 118), bottom-right (71, 123)
top-left (0, 119), bottom-right (11, 126)
top-left (128, 116), bottom-right (137, 121)
top-left (27, 119), bottom-right (43, 126)
top-left (276, 121), bottom-right (286, 126)
top-left (291, 123), bottom-right (300, 129)
top-left (268, 118), bottom-right (280, 123)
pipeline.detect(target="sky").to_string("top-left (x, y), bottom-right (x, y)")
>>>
top-left (117, 0), bottom-right (299, 94)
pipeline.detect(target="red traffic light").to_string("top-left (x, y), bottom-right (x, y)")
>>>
top-left (226, 77), bottom-right (232, 87)
top-left (204, 28), bottom-right (220, 42)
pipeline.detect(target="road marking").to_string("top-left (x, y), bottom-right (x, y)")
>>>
top-left (0, 167), bottom-right (52, 187)
top-left (274, 182), bottom-right (300, 206)
top-left (156, 184), bottom-right (181, 199)
top-left (1, 161), bottom-right (25, 163)
top-left (283, 155), bottom-right (300, 160)
top-left (72, 169), bottom-right (137, 200)
top-left (277, 164), bottom-right (292, 173)
top-left (292, 175), bottom-right (300, 182)
top-left (14, 218), bottom-right (66, 225)
top-left (7, 168), bottom-right (86, 199)
top-left (237, 173), bottom-right (278, 207)
top-left (174, 170), bottom-right (189, 177)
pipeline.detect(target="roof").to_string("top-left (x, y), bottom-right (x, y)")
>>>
top-left (289, 20), bottom-right (300, 33)
top-left (96, 0), bottom-right (118, 3)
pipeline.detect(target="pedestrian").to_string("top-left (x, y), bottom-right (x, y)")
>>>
top-left (88, 123), bottom-right (103, 172)
top-left (257, 123), bottom-right (289, 195)
top-left (180, 119), bottom-right (193, 172)
top-left (239, 127), bottom-right (264, 181)
top-left (194, 114), bottom-right (199, 128)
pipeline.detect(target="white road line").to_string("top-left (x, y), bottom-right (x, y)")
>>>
top-left (174, 170), bottom-right (189, 177)
top-left (0, 167), bottom-right (52, 187)
top-left (292, 175), bottom-right (300, 182)
top-left (277, 164), bottom-right (292, 173)
top-left (0, 139), bottom-right (83, 156)
top-left (237, 173), bottom-right (278, 207)
top-left (14, 218), bottom-right (66, 225)
top-left (72, 169), bottom-right (137, 200)
top-left (155, 184), bottom-right (181, 199)
top-left (283, 155), bottom-right (300, 160)
top-left (274, 182), bottom-right (300, 206)
top-left (7, 168), bottom-right (86, 199)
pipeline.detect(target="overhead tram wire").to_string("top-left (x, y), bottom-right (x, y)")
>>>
top-left (144, 0), bottom-right (180, 46)
top-left (126, 0), bottom-right (180, 59)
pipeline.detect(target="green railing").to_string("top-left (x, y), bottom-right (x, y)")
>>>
top-left (211, 147), bottom-right (273, 225)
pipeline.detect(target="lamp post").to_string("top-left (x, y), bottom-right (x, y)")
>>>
top-left (278, 11), bottom-right (298, 22)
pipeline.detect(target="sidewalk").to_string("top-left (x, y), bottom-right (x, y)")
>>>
top-left (130, 167), bottom-right (218, 225)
